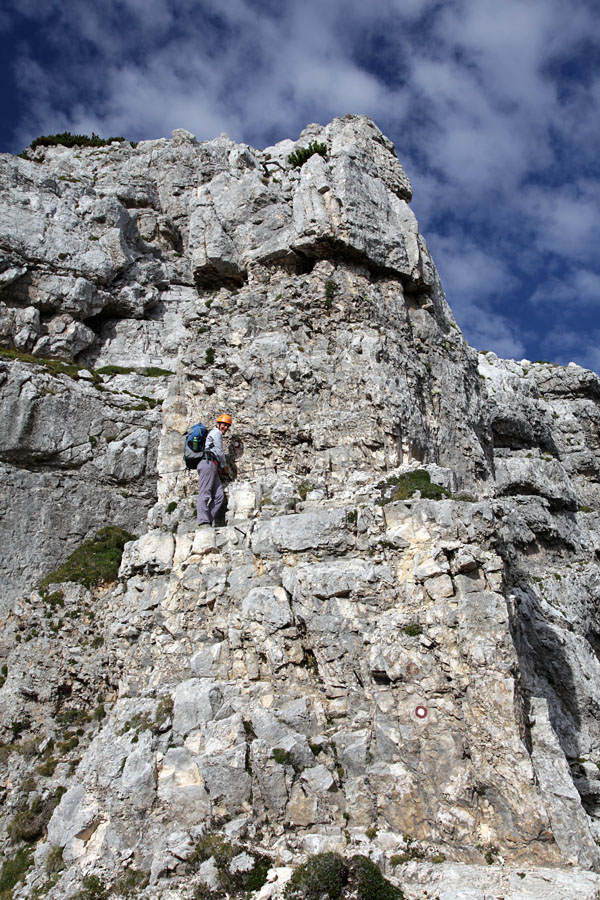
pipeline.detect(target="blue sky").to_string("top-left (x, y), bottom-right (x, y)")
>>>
top-left (1, 0), bottom-right (599, 371)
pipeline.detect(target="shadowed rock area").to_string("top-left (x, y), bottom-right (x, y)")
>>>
top-left (1, 116), bottom-right (600, 900)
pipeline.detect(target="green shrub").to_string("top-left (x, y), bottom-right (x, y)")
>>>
top-left (403, 623), bottom-right (422, 637)
top-left (37, 757), bottom-right (58, 777)
top-left (57, 735), bottom-right (79, 753)
top-left (20, 775), bottom-right (36, 793)
top-left (243, 855), bottom-right (271, 893)
top-left (324, 280), bottom-right (337, 308)
top-left (112, 868), bottom-right (149, 896)
top-left (484, 845), bottom-right (499, 865)
top-left (205, 347), bottom-right (215, 365)
top-left (42, 589), bottom-right (64, 609)
top-left (8, 789), bottom-right (64, 843)
top-left (288, 141), bottom-right (327, 169)
top-left (154, 695), bottom-right (174, 725)
top-left (0, 847), bottom-right (33, 899)
top-left (272, 748), bottom-right (294, 766)
top-left (190, 834), bottom-right (235, 868)
top-left (11, 720), bottom-right (29, 739)
top-left (285, 852), bottom-right (347, 900)
top-left (27, 132), bottom-right (126, 152)
top-left (166, 501), bottom-right (178, 515)
top-left (189, 835), bottom-right (270, 896)
top-left (349, 855), bottom-right (404, 900)
top-left (57, 707), bottom-right (90, 728)
top-left (119, 712), bottom-right (153, 736)
top-left (298, 481), bottom-right (313, 501)
top-left (377, 470), bottom-right (450, 503)
top-left (39, 526), bottom-right (136, 590)
top-left (390, 847), bottom-right (426, 865)
top-left (243, 719), bottom-right (257, 740)
top-left (73, 874), bottom-right (108, 900)
top-left (45, 845), bottom-right (64, 875)
top-left (284, 853), bottom-right (405, 900)
top-left (0, 743), bottom-right (11, 765)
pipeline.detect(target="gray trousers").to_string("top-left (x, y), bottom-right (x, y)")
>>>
top-left (196, 459), bottom-right (225, 525)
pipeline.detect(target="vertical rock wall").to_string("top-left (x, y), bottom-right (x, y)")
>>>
top-left (1, 117), bottom-right (600, 899)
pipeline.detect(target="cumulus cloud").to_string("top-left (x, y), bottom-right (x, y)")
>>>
top-left (2, 0), bottom-right (599, 371)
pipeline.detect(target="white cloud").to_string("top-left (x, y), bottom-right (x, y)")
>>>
top-left (426, 232), bottom-right (525, 359)
top-left (529, 269), bottom-right (600, 308)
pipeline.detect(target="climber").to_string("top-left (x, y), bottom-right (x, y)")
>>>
top-left (197, 414), bottom-right (232, 528)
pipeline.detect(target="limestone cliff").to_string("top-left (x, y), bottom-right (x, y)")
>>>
top-left (1, 116), bottom-right (600, 900)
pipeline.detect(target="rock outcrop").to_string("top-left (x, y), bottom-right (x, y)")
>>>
top-left (1, 116), bottom-right (600, 900)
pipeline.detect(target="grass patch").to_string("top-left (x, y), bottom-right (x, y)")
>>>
top-left (45, 845), bottom-right (64, 875)
top-left (119, 712), bottom-right (154, 736)
top-left (403, 623), bottom-right (422, 637)
top-left (56, 708), bottom-right (90, 728)
top-left (39, 526), bottom-right (136, 590)
top-left (0, 847), bottom-right (33, 900)
top-left (390, 848), bottom-right (426, 866)
top-left (73, 874), bottom-right (108, 900)
top-left (97, 364), bottom-right (175, 378)
top-left (96, 365), bottom-right (136, 376)
top-left (112, 868), bottom-right (150, 896)
top-left (37, 758), bottom-right (58, 777)
top-left (0, 348), bottom-right (99, 383)
top-left (141, 366), bottom-right (175, 377)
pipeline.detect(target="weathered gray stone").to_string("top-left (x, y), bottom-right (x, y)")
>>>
top-left (1, 116), bottom-right (600, 898)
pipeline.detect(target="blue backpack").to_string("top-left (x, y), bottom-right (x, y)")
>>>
top-left (183, 423), bottom-right (209, 469)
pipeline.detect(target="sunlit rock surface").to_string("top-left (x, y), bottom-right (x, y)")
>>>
top-left (1, 116), bottom-right (600, 899)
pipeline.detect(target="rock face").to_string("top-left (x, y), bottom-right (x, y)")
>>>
top-left (1, 116), bottom-right (600, 900)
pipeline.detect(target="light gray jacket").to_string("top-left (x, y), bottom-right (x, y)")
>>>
top-left (205, 426), bottom-right (226, 468)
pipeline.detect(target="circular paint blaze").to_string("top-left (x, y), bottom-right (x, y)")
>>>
top-left (415, 705), bottom-right (428, 719)
top-left (406, 662), bottom-right (420, 676)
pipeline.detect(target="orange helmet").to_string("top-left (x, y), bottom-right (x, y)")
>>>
top-left (216, 414), bottom-right (232, 425)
